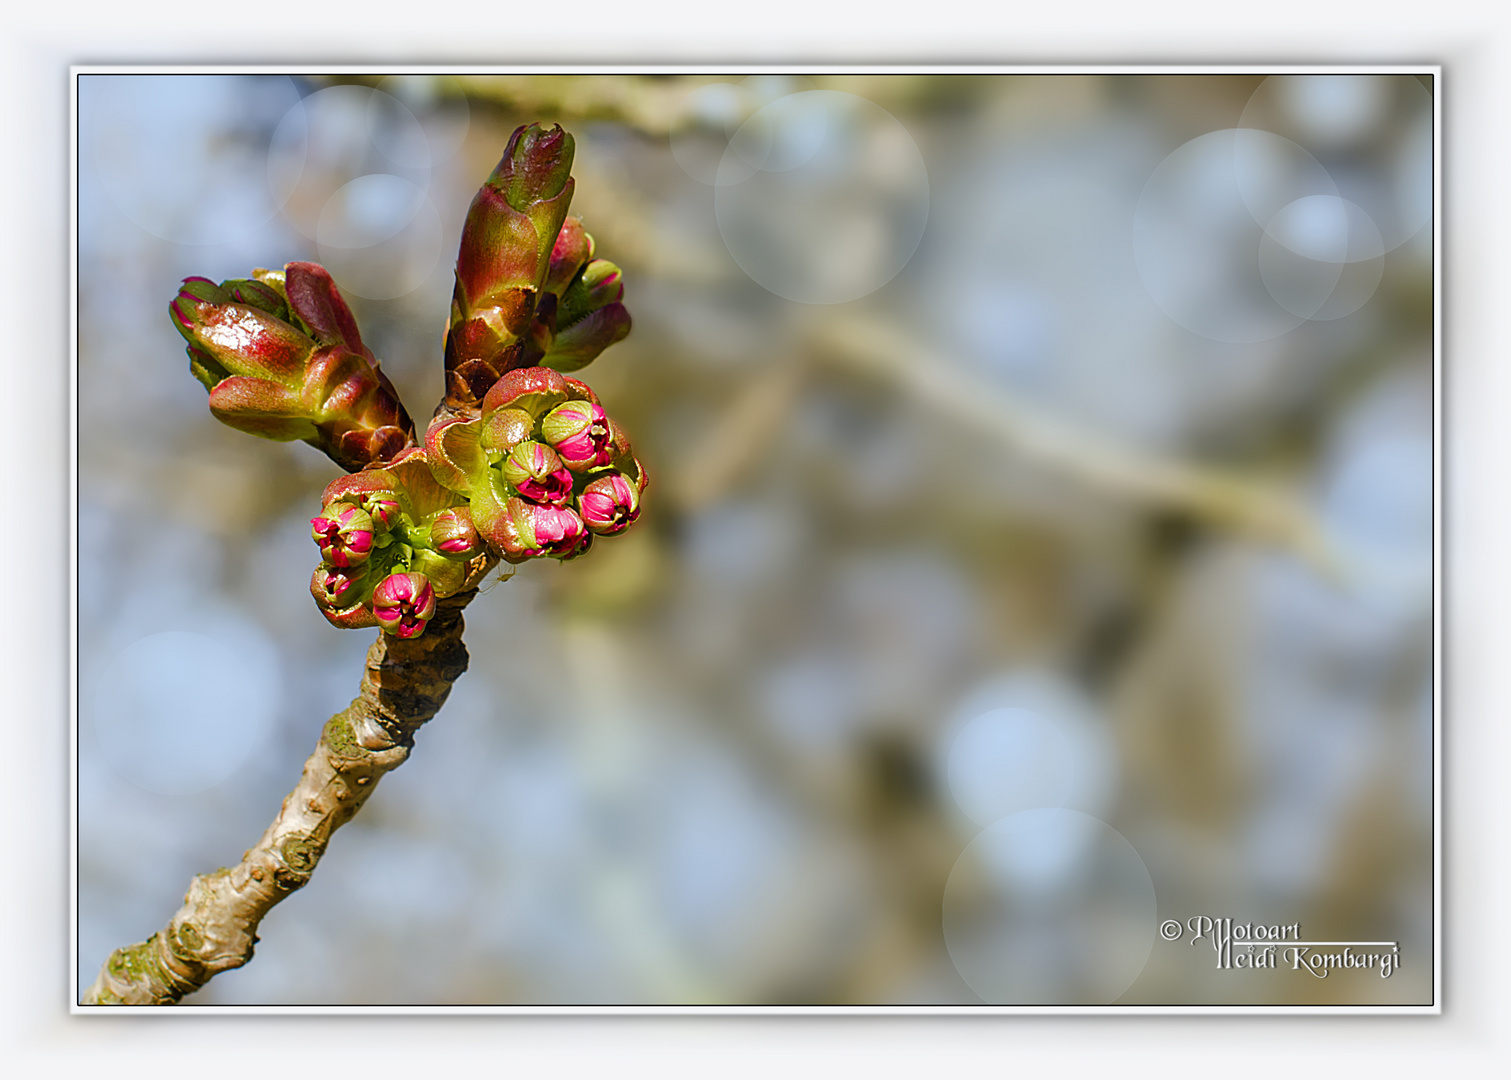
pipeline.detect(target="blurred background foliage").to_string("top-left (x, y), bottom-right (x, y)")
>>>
top-left (77, 71), bottom-right (1433, 1005)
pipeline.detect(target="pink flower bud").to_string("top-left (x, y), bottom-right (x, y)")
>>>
top-left (311, 564), bottom-right (368, 609)
top-left (496, 498), bottom-right (590, 561)
top-left (530, 504), bottom-right (590, 557)
top-left (371, 572), bottom-right (437, 639)
top-left (540, 400), bottom-right (613, 470)
top-left (500, 440), bottom-right (575, 505)
top-left (310, 503), bottom-right (375, 568)
top-left (578, 472), bottom-right (642, 535)
top-left (429, 507), bottom-right (481, 557)
top-left (360, 493), bottom-right (402, 531)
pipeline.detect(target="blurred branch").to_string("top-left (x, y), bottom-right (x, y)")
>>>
top-left (453, 75), bottom-right (694, 136)
top-left (663, 357), bottom-right (809, 513)
top-left (82, 588), bottom-right (482, 1005)
top-left (811, 316), bottom-right (1337, 572)
top-left (445, 74), bottom-right (967, 139)
top-left (660, 313), bottom-right (1335, 571)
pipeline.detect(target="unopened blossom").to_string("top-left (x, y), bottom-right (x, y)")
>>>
top-left (429, 507), bottom-right (482, 557)
top-left (494, 498), bottom-right (590, 561)
top-left (170, 263), bottom-right (414, 470)
top-left (311, 503), bottom-right (375, 568)
top-left (578, 472), bottom-right (641, 535)
top-left (361, 494), bottom-right (402, 531)
top-left (311, 565), bottom-right (367, 608)
top-left (540, 399), bottom-right (613, 470)
top-left (500, 441), bottom-right (574, 505)
top-left (371, 572), bottom-right (437, 639)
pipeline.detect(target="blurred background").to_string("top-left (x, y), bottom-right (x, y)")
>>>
top-left (75, 71), bottom-right (1434, 1006)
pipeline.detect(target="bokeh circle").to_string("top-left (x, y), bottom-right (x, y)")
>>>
top-left (267, 84), bottom-right (432, 242)
top-left (942, 808), bottom-right (1157, 1004)
top-left (91, 629), bottom-right (281, 797)
top-left (670, 82), bottom-right (763, 186)
top-left (1239, 74), bottom-right (1432, 253)
top-left (942, 672), bottom-right (1117, 828)
top-left (375, 74), bottom-right (472, 166)
top-left (1135, 128), bottom-right (1347, 343)
top-left (314, 174), bottom-right (445, 300)
top-left (714, 91), bottom-right (930, 305)
top-left (1257, 194), bottom-right (1385, 321)
top-left (267, 85), bottom-right (444, 300)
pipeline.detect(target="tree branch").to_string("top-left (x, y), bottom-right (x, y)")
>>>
top-left (82, 586), bottom-right (481, 1006)
top-left (811, 315), bottom-right (1338, 574)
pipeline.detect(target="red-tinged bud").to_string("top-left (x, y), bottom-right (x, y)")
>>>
top-left (311, 564), bottom-right (368, 609)
top-left (302, 345), bottom-right (415, 472)
top-left (543, 302), bottom-right (632, 373)
top-left (578, 472), bottom-right (642, 535)
top-left (496, 498), bottom-right (590, 562)
top-left (311, 502), bottom-right (375, 568)
top-left (452, 200), bottom-right (541, 327)
top-left (309, 565), bottom-right (379, 630)
top-left (429, 506), bottom-right (481, 557)
top-left (443, 126), bottom-right (581, 411)
top-left (478, 408), bottom-right (534, 456)
top-left (540, 399), bottom-right (613, 470)
top-left (480, 365), bottom-right (570, 420)
top-left (284, 262), bottom-right (365, 351)
top-left (221, 277), bottom-right (290, 321)
top-left (172, 265), bottom-right (415, 472)
top-left (558, 260), bottom-right (624, 326)
top-left (371, 572), bottom-right (437, 639)
top-left (489, 123), bottom-right (575, 214)
top-left (206, 375), bottom-right (318, 442)
top-left (501, 441), bottom-right (574, 505)
top-left (172, 282), bottom-right (313, 387)
top-left (301, 346), bottom-right (373, 418)
top-left (543, 217), bottom-right (594, 298)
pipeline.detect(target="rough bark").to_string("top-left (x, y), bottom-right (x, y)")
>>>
top-left (81, 588), bottom-right (478, 1006)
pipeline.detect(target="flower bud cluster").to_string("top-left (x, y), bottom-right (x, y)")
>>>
top-left (307, 450), bottom-right (485, 636)
top-left (310, 370), bottom-right (646, 636)
top-left (179, 123), bottom-right (647, 639)
top-left (426, 366), bottom-right (646, 567)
